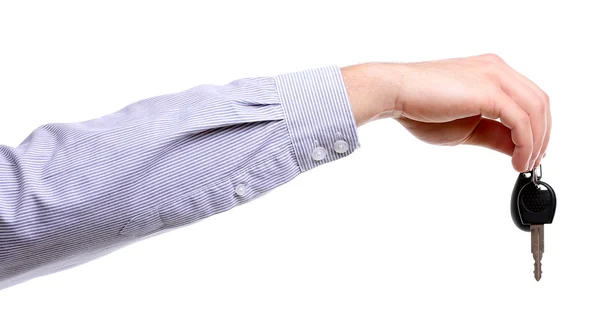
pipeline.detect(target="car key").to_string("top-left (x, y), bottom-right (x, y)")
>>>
top-left (510, 165), bottom-right (557, 281)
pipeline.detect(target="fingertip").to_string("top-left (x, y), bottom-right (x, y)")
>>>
top-left (511, 137), bottom-right (534, 173)
top-left (512, 148), bottom-right (532, 173)
top-left (512, 161), bottom-right (521, 173)
top-left (512, 157), bottom-right (524, 173)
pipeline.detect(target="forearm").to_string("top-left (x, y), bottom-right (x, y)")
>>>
top-left (0, 66), bottom-right (361, 289)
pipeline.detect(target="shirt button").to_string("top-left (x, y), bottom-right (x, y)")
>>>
top-left (235, 183), bottom-right (248, 196)
top-left (311, 147), bottom-right (327, 161)
top-left (333, 140), bottom-right (349, 154)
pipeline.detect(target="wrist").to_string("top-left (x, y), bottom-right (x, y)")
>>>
top-left (341, 63), bottom-right (399, 126)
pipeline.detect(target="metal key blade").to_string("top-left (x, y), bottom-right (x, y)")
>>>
top-left (531, 224), bottom-right (545, 281)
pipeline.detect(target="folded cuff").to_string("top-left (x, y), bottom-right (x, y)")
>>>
top-left (274, 66), bottom-right (360, 172)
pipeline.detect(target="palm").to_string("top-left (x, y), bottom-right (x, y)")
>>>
top-left (395, 114), bottom-right (514, 156)
top-left (395, 115), bottom-right (482, 146)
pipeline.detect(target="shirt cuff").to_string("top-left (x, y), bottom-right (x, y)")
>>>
top-left (274, 66), bottom-right (360, 172)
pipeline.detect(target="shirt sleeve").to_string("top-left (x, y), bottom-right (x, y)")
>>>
top-left (0, 66), bottom-right (360, 289)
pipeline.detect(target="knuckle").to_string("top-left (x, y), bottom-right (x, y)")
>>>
top-left (484, 69), bottom-right (501, 84)
top-left (484, 94), bottom-right (501, 117)
top-left (531, 97), bottom-right (545, 114)
top-left (542, 91), bottom-right (550, 105)
top-left (481, 53), bottom-right (504, 63)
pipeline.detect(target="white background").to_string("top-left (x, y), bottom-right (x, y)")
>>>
top-left (0, 0), bottom-right (598, 327)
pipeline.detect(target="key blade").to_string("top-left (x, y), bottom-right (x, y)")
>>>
top-left (531, 224), bottom-right (544, 281)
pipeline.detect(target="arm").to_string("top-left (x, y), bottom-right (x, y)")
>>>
top-left (0, 55), bottom-right (550, 290)
top-left (0, 66), bottom-right (363, 289)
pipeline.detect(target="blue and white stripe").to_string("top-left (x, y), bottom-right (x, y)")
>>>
top-left (0, 66), bottom-right (359, 290)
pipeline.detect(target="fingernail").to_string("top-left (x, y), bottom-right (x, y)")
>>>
top-left (529, 160), bottom-right (535, 171)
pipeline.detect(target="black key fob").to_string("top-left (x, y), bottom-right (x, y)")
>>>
top-left (510, 165), bottom-right (557, 231)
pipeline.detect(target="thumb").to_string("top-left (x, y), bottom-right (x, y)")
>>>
top-left (464, 118), bottom-right (515, 156)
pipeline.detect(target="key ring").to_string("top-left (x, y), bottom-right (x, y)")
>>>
top-left (532, 164), bottom-right (542, 186)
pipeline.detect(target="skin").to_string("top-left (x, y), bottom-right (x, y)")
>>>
top-left (341, 54), bottom-right (551, 173)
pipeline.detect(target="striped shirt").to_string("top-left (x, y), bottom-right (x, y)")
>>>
top-left (0, 66), bottom-right (360, 290)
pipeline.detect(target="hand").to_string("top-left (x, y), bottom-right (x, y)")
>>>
top-left (341, 54), bottom-right (551, 172)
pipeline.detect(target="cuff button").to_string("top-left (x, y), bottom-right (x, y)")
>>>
top-left (235, 183), bottom-right (248, 196)
top-left (333, 140), bottom-right (349, 154)
top-left (311, 147), bottom-right (327, 161)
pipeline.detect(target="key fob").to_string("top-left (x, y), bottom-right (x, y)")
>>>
top-left (510, 166), bottom-right (557, 231)
top-left (511, 172), bottom-right (531, 231)
top-left (518, 180), bottom-right (556, 225)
